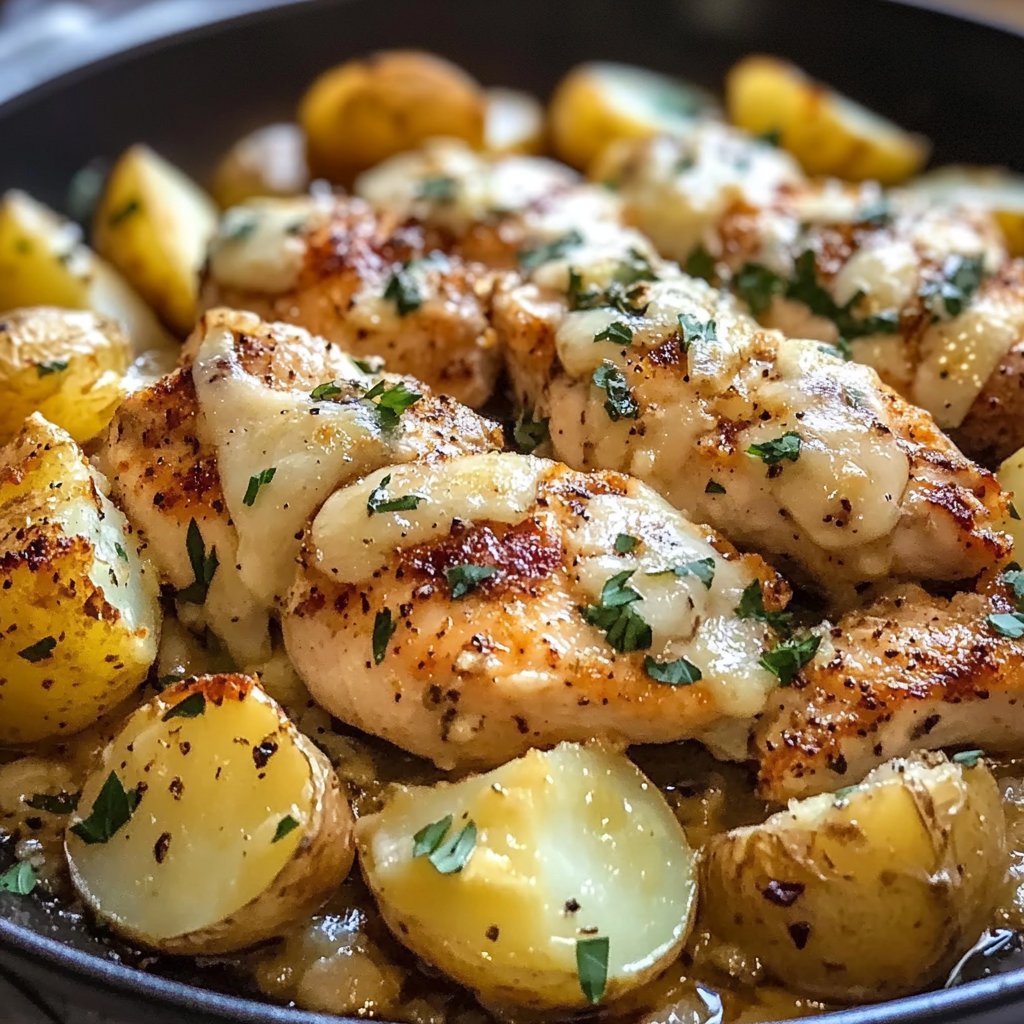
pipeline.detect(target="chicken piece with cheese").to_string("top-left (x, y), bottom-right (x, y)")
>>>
top-left (200, 194), bottom-right (501, 407)
top-left (283, 451), bottom-right (797, 770)
top-left (599, 128), bottom-right (1024, 464)
top-left (97, 308), bottom-right (503, 663)
top-left (495, 224), bottom-right (1009, 603)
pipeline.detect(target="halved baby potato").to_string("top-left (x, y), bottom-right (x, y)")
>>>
top-left (210, 123), bottom-right (310, 209)
top-left (0, 306), bottom-right (129, 443)
top-left (93, 145), bottom-right (218, 335)
top-left (996, 445), bottom-right (1024, 552)
top-left (725, 55), bottom-right (929, 184)
top-left (66, 674), bottom-right (354, 954)
top-left (358, 743), bottom-right (697, 1011)
top-left (0, 414), bottom-right (161, 744)
top-left (299, 50), bottom-right (486, 185)
top-left (702, 752), bottom-right (1007, 1002)
top-left (547, 62), bottom-right (716, 171)
top-left (0, 190), bottom-right (175, 354)
top-left (484, 88), bottom-right (545, 156)
top-left (907, 165), bottom-right (1024, 256)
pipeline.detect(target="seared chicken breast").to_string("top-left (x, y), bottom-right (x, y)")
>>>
top-left (200, 194), bottom-right (501, 407)
top-left (283, 451), bottom-right (794, 769)
top-left (98, 308), bottom-right (502, 662)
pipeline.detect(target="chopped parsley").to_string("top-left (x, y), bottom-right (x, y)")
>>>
top-left (648, 557), bottom-right (715, 589)
top-left (987, 612), bottom-right (1024, 638)
top-left (25, 791), bottom-right (80, 814)
top-left (413, 814), bottom-right (453, 857)
top-left (921, 254), bottom-right (985, 318)
top-left (592, 361), bottom-right (639, 421)
top-left (242, 466), bottom-right (276, 507)
top-left (576, 935), bottom-right (609, 1004)
top-left (418, 175), bottom-right (458, 202)
top-left (594, 321), bottom-right (634, 346)
top-left (412, 814), bottom-right (477, 874)
top-left (107, 197), bottom-right (141, 227)
top-left (856, 197), bottom-right (892, 226)
top-left (363, 379), bottom-right (422, 430)
top-left (567, 254), bottom-right (652, 315)
top-left (614, 533), bottom-right (639, 554)
top-left (1012, 502), bottom-right (1022, 521)
top-left (759, 633), bottom-right (821, 685)
top-left (735, 262), bottom-right (786, 315)
top-left (684, 243), bottom-right (715, 282)
top-left (177, 518), bottom-right (218, 605)
top-left (1002, 562), bottom-right (1024, 605)
top-left (36, 359), bottom-right (68, 377)
top-left (0, 861), bottom-right (35, 895)
top-left (513, 412), bottom-right (549, 454)
top-left (644, 655), bottom-right (702, 686)
top-left (736, 581), bottom-right (793, 635)
top-left (366, 474), bottom-right (424, 515)
top-left (756, 128), bottom-right (782, 147)
top-left (581, 570), bottom-right (652, 653)
top-left (353, 356), bottom-right (385, 374)
top-left (114, 542), bottom-right (128, 561)
top-left (518, 229), bottom-right (584, 271)
top-left (952, 749), bottom-right (984, 768)
top-left (384, 264), bottom-right (423, 316)
top-left (372, 608), bottom-right (396, 665)
top-left (18, 636), bottom-right (56, 662)
top-left (678, 312), bottom-right (716, 352)
top-left (446, 563), bottom-right (497, 600)
top-left (705, 479), bottom-right (726, 495)
top-left (310, 380), bottom-right (344, 401)
top-left (272, 815), bottom-right (300, 843)
top-left (747, 431), bottom-right (801, 465)
top-left (161, 692), bottom-right (206, 721)
top-left (70, 772), bottom-right (140, 845)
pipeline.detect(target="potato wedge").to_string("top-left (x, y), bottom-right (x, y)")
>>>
top-left (703, 752), bottom-right (1007, 1002)
top-left (996, 445), bottom-right (1024, 552)
top-left (66, 674), bottom-right (354, 954)
top-left (484, 88), bottom-right (544, 156)
top-left (907, 165), bottom-right (1024, 256)
top-left (299, 50), bottom-right (486, 185)
top-left (0, 306), bottom-right (129, 443)
top-left (93, 145), bottom-right (218, 336)
top-left (725, 55), bottom-right (929, 184)
top-left (210, 123), bottom-right (310, 209)
top-left (0, 190), bottom-right (175, 354)
top-left (548, 62), bottom-right (716, 171)
top-left (0, 414), bottom-right (161, 744)
top-left (358, 743), bottom-right (697, 1011)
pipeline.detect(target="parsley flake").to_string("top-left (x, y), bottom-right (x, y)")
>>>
top-left (108, 198), bottom-right (141, 227)
top-left (513, 411), bottom-right (549, 453)
top-left (0, 861), bottom-right (36, 895)
top-left (367, 474), bottom-right (424, 515)
top-left (413, 814), bottom-right (453, 857)
top-left (18, 636), bottom-right (56, 662)
top-left (592, 361), bottom-right (639, 421)
top-left (519, 229), bottom-right (584, 271)
top-left (953, 749), bottom-right (984, 768)
top-left (581, 570), bottom-right (652, 653)
top-left (273, 815), bottom-right (300, 843)
top-left (921, 254), bottom-right (985, 318)
top-left (736, 581), bottom-right (793, 634)
top-left (678, 312), bottom-right (717, 352)
top-left (373, 608), bottom-right (397, 664)
top-left (25, 791), bottom-right (80, 815)
top-left (735, 262), bottom-right (786, 315)
top-left (428, 821), bottom-right (477, 874)
top-left (310, 380), bottom-right (344, 401)
top-left (177, 518), bottom-right (218, 604)
top-left (1012, 502), bottom-right (1022, 522)
top-left (36, 359), bottom-right (68, 377)
top-left (594, 321), bottom-right (634, 346)
top-left (684, 243), bottom-right (715, 281)
top-left (384, 265), bottom-right (423, 316)
top-left (648, 557), bottom-right (715, 589)
top-left (114, 542), bottom-right (128, 561)
top-left (446, 564), bottom-right (497, 600)
top-left (988, 612), bottom-right (1024, 638)
top-left (759, 633), bottom-right (821, 685)
top-left (243, 467), bottom-right (276, 507)
top-left (363, 379), bottom-right (422, 430)
top-left (418, 176), bottom-right (458, 202)
top-left (70, 772), bottom-right (140, 845)
top-left (644, 655), bottom-right (702, 686)
top-left (576, 936), bottom-right (609, 1004)
top-left (614, 533), bottom-right (639, 554)
top-left (705, 479), bottom-right (726, 495)
top-left (747, 431), bottom-right (801, 466)
top-left (161, 692), bottom-right (206, 721)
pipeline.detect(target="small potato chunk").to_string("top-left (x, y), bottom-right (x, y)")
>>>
top-left (703, 753), bottom-right (1007, 1002)
top-left (725, 55), bottom-right (929, 184)
top-left (908, 165), bottom-right (1024, 256)
top-left (299, 50), bottom-right (486, 185)
top-left (997, 446), bottom-right (1024, 552)
top-left (0, 414), bottom-right (160, 744)
top-left (93, 145), bottom-right (218, 335)
top-left (548, 62), bottom-right (716, 171)
top-left (210, 123), bottom-right (310, 209)
top-left (0, 306), bottom-right (129, 443)
top-left (0, 190), bottom-right (175, 354)
top-left (358, 743), bottom-right (697, 1011)
top-left (484, 88), bottom-right (545, 156)
top-left (66, 674), bottom-right (354, 954)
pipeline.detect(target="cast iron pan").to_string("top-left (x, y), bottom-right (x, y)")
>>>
top-left (1, 0), bottom-right (1024, 1020)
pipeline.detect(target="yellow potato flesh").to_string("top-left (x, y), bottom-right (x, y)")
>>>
top-left (358, 743), bottom-right (696, 1010)
top-left (997, 446), bottom-right (1024, 553)
top-left (66, 678), bottom-right (313, 945)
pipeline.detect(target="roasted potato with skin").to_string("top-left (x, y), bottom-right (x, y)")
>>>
top-left (210, 123), bottom-right (310, 209)
top-left (484, 88), bottom-right (545, 156)
top-left (0, 414), bottom-right (160, 745)
top-left (703, 753), bottom-right (1008, 1002)
top-left (996, 444), bottom-right (1024, 551)
top-left (93, 145), bottom-right (218, 335)
top-left (726, 55), bottom-right (929, 184)
top-left (358, 743), bottom-right (698, 1011)
top-left (299, 50), bottom-right (486, 185)
top-left (908, 165), bottom-right (1024, 256)
top-left (66, 674), bottom-right (354, 955)
top-left (548, 62), bottom-right (717, 171)
top-left (0, 306), bottom-right (129, 443)
top-left (0, 190), bottom-right (175, 354)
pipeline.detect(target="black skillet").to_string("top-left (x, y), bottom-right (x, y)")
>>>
top-left (1, 0), bottom-right (1024, 1020)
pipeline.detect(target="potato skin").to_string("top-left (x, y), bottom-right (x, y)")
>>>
top-left (299, 50), bottom-right (485, 185)
top-left (0, 306), bottom-right (129, 443)
top-left (66, 674), bottom-right (355, 955)
top-left (702, 753), bottom-right (1007, 1002)
top-left (0, 414), bottom-right (160, 744)
top-left (953, 336), bottom-right (1024, 468)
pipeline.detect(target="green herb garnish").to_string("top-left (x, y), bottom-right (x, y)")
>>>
top-left (25, 791), bottom-right (80, 815)
top-left (921, 254), bottom-right (985, 318)
top-left (747, 431), bottom-right (801, 466)
top-left (363, 379), bottom-right (422, 429)
top-left (310, 380), bottom-right (344, 401)
top-left (513, 412), bottom-right (549, 454)
top-left (759, 633), bottom-right (821, 685)
top-left (592, 361), bottom-right (639, 421)
top-left (594, 321), bottom-right (634, 346)
top-left (576, 936), bottom-right (609, 1004)
top-left (107, 198), bottom-right (141, 227)
top-left (736, 581), bottom-right (793, 635)
top-left (373, 608), bottom-right (397, 665)
top-left (678, 312), bottom-right (717, 352)
top-left (0, 862), bottom-right (36, 895)
top-left (36, 360), bottom-right (68, 377)
top-left (367, 474), bottom-right (424, 515)
top-left (177, 518), bottom-right (218, 604)
top-left (161, 692), bottom-right (206, 721)
top-left (614, 533), bottom-right (638, 554)
top-left (70, 772), bottom-right (140, 845)
top-left (272, 815), bottom-right (300, 843)
top-left (18, 636), bottom-right (56, 662)
top-left (684, 243), bottom-right (715, 281)
top-left (428, 821), bottom-right (477, 874)
top-left (519, 229), bottom-right (584, 271)
top-left (644, 655), bottom-right (702, 686)
top-left (705, 479), bottom-right (726, 495)
top-left (581, 570), bottom-right (652, 653)
top-left (384, 265), bottom-right (423, 315)
top-left (413, 814), bottom-right (454, 857)
top-left (242, 466), bottom-right (277, 507)
top-left (987, 612), bottom-right (1024, 638)
top-left (446, 564), bottom-right (498, 599)
top-left (952, 749), bottom-right (984, 768)
top-left (418, 176), bottom-right (458, 202)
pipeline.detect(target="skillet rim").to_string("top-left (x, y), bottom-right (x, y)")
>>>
top-left (1, 0), bottom-right (1024, 1020)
